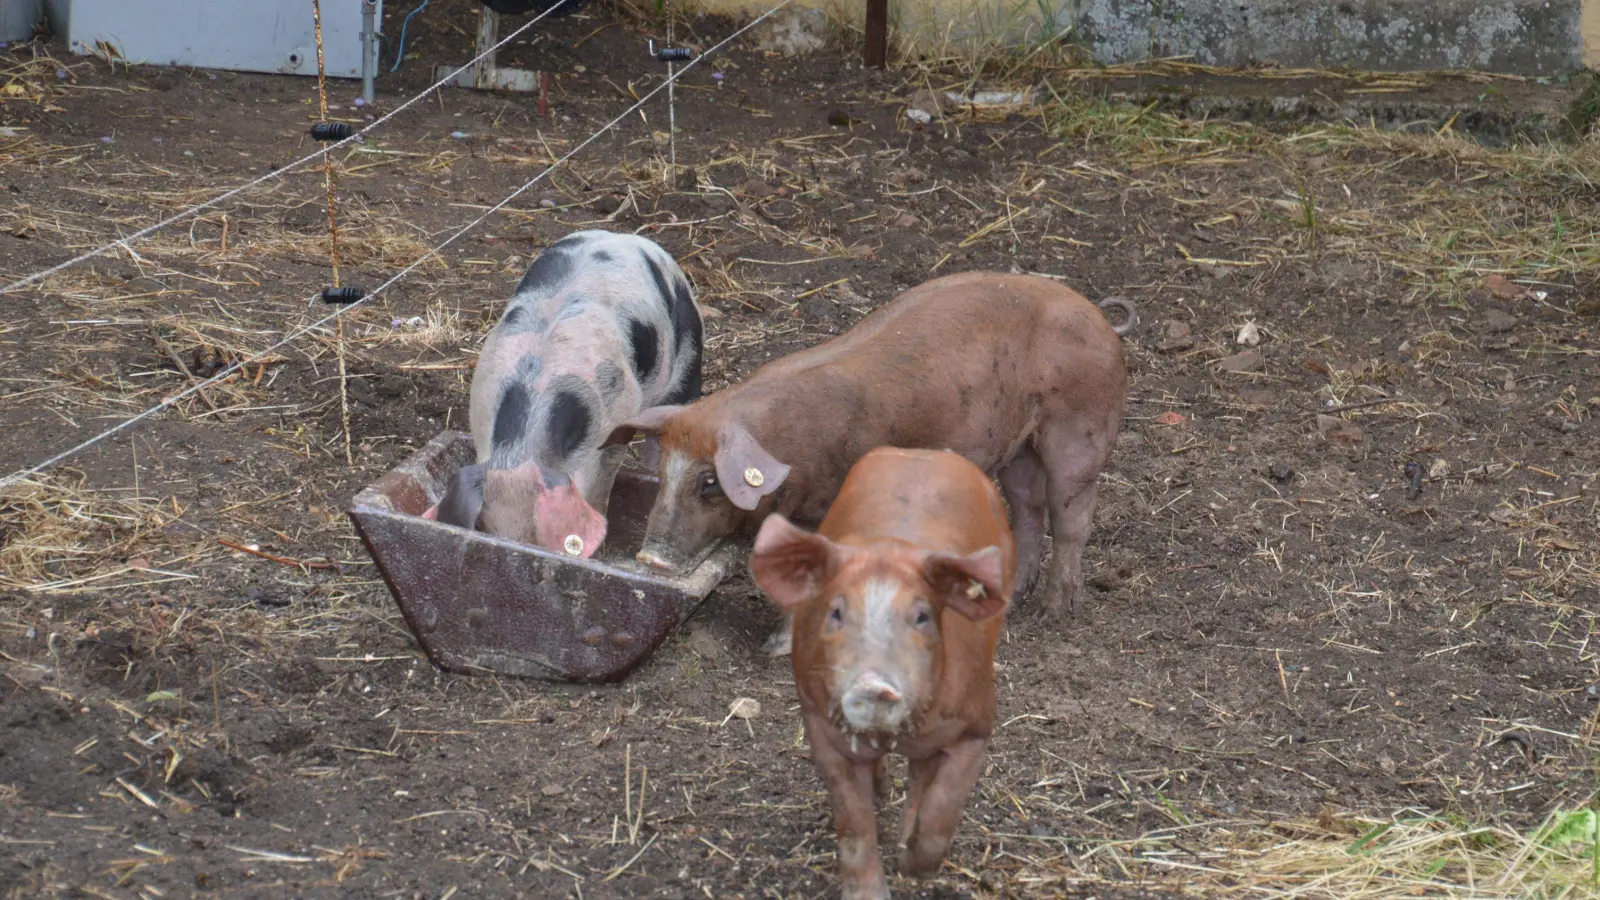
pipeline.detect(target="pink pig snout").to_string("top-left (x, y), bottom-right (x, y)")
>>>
top-left (839, 671), bottom-right (908, 734)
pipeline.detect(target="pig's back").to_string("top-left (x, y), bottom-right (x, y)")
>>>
top-left (471, 231), bottom-right (703, 463)
top-left (823, 448), bottom-right (1015, 593)
top-left (504, 231), bottom-right (700, 376)
top-left (745, 271), bottom-right (1118, 387)
top-left (725, 272), bottom-right (1122, 478)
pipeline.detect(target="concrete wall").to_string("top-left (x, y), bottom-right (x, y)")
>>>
top-left (709, 0), bottom-right (1600, 75)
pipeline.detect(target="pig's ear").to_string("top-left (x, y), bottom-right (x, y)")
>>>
top-left (714, 423), bottom-right (789, 511)
top-left (534, 483), bottom-right (607, 559)
top-left (750, 514), bottom-right (837, 609)
top-left (924, 546), bottom-right (1009, 621)
top-left (434, 462), bottom-right (488, 530)
top-left (601, 404), bottom-right (683, 448)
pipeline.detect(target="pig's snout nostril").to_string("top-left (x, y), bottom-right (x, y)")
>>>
top-left (840, 674), bottom-right (908, 733)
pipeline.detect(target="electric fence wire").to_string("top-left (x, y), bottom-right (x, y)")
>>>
top-left (0, 0), bottom-right (797, 490)
top-left (0, 0), bottom-right (576, 297)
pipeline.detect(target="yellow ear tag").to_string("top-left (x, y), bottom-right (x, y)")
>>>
top-left (563, 535), bottom-right (585, 556)
top-left (966, 580), bottom-right (986, 600)
top-left (743, 467), bottom-right (765, 488)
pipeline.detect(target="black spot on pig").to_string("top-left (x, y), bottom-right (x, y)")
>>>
top-left (671, 275), bottom-right (701, 350)
top-left (664, 358), bottom-right (701, 406)
top-left (628, 319), bottom-right (659, 383)
top-left (596, 360), bottom-right (623, 398)
top-left (517, 241), bottom-right (576, 295)
top-left (667, 277), bottom-right (703, 403)
top-left (592, 249), bottom-right (613, 263)
top-left (512, 354), bottom-right (543, 384)
top-left (492, 383), bottom-right (533, 449)
top-left (545, 386), bottom-right (594, 463)
top-left (500, 307), bottom-right (548, 335)
top-left (553, 296), bottom-right (588, 324)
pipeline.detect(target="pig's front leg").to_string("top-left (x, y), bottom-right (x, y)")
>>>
top-left (586, 445), bottom-right (628, 520)
top-left (806, 715), bottom-right (889, 900)
top-left (902, 736), bottom-right (988, 878)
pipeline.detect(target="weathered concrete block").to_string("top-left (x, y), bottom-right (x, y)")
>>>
top-left (699, 0), bottom-right (1597, 76)
top-left (1067, 0), bottom-right (1583, 75)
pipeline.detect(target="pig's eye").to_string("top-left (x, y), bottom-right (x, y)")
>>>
top-left (698, 472), bottom-right (722, 499)
top-left (828, 599), bottom-right (844, 624)
top-left (914, 609), bottom-right (931, 626)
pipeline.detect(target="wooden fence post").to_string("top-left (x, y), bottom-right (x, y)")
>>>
top-left (864, 0), bottom-right (887, 67)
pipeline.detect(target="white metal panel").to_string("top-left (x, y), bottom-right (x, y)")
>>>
top-left (57, 0), bottom-right (380, 78)
top-left (1, 0), bottom-right (45, 43)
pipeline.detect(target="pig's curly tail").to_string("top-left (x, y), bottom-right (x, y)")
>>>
top-left (1097, 297), bottom-right (1138, 337)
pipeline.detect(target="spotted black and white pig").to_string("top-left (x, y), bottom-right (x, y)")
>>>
top-left (426, 230), bottom-right (703, 559)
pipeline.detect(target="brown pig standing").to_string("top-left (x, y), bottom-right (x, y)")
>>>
top-left (606, 271), bottom-right (1131, 652)
top-left (751, 447), bottom-right (1014, 900)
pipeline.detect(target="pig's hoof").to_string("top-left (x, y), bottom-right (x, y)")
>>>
top-left (902, 847), bottom-right (946, 879)
top-left (1027, 580), bottom-right (1080, 622)
top-left (761, 626), bottom-right (792, 658)
top-left (842, 875), bottom-right (890, 900)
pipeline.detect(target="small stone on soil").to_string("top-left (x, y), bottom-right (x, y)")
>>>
top-left (1481, 308), bottom-right (1518, 333)
top-left (1236, 320), bottom-right (1262, 347)
top-left (1216, 349), bottom-right (1264, 374)
top-left (1315, 414), bottom-right (1364, 445)
top-left (906, 89), bottom-right (944, 120)
top-left (798, 294), bottom-right (834, 319)
top-left (1157, 320), bottom-right (1194, 352)
top-left (1485, 273), bottom-right (1527, 300)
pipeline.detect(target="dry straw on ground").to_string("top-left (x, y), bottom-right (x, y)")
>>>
top-left (2, 22), bottom-right (1598, 895)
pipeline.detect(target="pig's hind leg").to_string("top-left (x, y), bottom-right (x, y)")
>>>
top-left (1035, 424), bottom-right (1115, 619)
top-left (996, 445), bottom-right (1049, 605)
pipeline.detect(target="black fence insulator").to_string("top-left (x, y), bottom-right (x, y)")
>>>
top-left (321, 286), bottom-right (366, 304)
top-left (655, 47), bottom-right (692, 62)
top-left (310, 122), bottom-right (355, 142)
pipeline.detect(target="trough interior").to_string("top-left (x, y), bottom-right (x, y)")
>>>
top-left (390, 433), bottom-right (662, 566)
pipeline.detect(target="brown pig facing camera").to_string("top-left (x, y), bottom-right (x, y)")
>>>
top-left (604, 271), bottom-right (1132, 650)
top-left (751, 447), bottom-right (1015, 900)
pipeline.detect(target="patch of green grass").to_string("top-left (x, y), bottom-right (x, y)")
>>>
top-left (1222, 806), bottom-right (1600, 899)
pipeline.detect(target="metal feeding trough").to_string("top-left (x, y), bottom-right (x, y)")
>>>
top-left (347, 431), bottom-right (739, 683)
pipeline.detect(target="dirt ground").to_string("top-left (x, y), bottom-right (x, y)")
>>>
top-left (2, 1), bottom-right (1599, 897)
